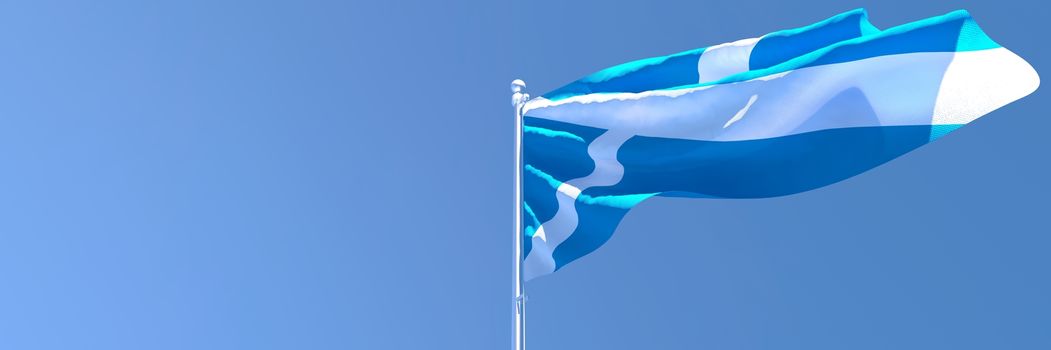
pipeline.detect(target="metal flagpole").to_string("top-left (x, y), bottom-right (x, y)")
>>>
top-left (511, 79), bottom-right (528, 350)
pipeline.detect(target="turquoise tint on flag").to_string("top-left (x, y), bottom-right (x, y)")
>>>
top-left (521, 9), bottom-right (1039, 281)
top-left (542, 9), bottom-right (879, 101)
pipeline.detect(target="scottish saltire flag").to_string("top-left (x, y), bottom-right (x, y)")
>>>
top-left (520, 9), bottom-right (1039, 280)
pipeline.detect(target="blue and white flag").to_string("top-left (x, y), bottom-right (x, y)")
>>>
top-left (521, 9), bottom-right (1039, 281)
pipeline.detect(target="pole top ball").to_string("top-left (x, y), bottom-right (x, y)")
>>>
top-left (511, 79), bottom-right (526, 93)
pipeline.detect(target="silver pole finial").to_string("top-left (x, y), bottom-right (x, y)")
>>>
top-left (511, 79), bottom-right (526, 93)
top-left (512, 79), bottom-right (529, 111)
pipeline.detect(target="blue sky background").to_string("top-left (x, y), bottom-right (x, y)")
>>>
top-left (0, 1), bottom-right (1047, 349)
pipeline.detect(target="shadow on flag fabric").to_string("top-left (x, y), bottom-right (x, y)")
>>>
top-left (520, 9), bottom-right (1039, 281)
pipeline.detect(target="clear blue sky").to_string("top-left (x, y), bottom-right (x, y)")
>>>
top-left (0, 1), bottom-right (1047, 349)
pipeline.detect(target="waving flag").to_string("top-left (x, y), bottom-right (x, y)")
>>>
top-left (520, 9), bottom-right (1039, 281)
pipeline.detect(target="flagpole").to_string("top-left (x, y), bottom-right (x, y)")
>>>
top-left (511, 79), bottom-right (528, 350)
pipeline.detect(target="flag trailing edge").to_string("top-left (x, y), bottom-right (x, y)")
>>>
top-left (520, 9), bottom-right (1039, 281)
